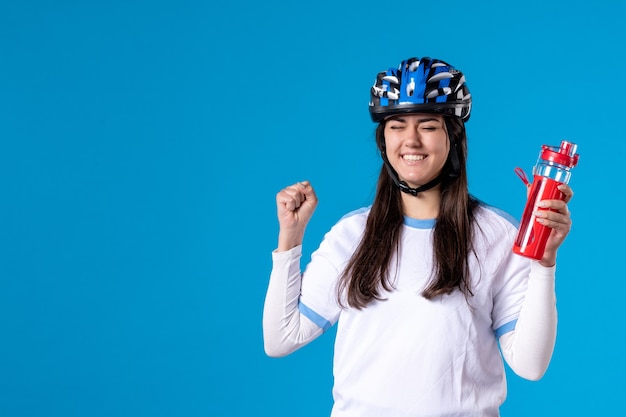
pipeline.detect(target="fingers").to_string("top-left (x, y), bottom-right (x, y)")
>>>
top-left (277, 181), bottom-right (314, 212)
top-left (279, 184), bottom-right (304, 211)
top-left (275, 181), bottom-right (319, 244)
top-left (532, 184), bottom-right (574, 216)
top-left (558, 184), bottom-right (574, 203)
top-left (533, 197), bottom-right (571, 233)
top-left (276, 181), bottom-right (317, 213)
top-left (533, 206), bottom-right (571, 229)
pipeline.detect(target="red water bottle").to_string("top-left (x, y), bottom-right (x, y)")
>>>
top-left (513, 140), bottom-right (579, 260)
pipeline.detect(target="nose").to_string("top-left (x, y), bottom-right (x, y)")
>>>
top-left (403, 122), bottom-right (422, 146)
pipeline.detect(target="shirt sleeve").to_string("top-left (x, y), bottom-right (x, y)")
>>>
top-left (491, 249), bottom-right (532, 335)
top-left (498, 261), bottom-right (557, 380)
top-left (262, 239), bottom-right (343, 357)
top-left (262, 246), bottom-right (322, 357)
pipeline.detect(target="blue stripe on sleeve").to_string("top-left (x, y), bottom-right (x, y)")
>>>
top-left (494, 319), bottom-right (518, 338)
top-left (298, 301), bottom-right (332, 332)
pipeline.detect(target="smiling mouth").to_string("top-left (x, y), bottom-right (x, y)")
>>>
top-left (402, 154), bottom-right (426, 161)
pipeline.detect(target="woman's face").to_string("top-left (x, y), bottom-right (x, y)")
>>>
top-left (383, 113), bottom-right (450, 189)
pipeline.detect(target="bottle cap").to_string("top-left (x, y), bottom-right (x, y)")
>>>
top-left (540, 140), bottom-right (579, 168)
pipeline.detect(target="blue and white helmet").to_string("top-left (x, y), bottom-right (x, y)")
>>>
top-left (369, 57), bottom-right (472, 123)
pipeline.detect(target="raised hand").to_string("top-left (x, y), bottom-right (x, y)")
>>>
top-left (276, 181), bottom-right (318, 251)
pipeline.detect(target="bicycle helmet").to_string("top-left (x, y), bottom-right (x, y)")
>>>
top-left (369, 57), bottom-right (471, 123)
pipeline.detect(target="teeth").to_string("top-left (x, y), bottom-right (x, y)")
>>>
top-left (403, 154), bottom-right (425, 161)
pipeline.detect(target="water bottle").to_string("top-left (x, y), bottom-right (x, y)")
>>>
top-left (513, 140), bottom-right (579, 260)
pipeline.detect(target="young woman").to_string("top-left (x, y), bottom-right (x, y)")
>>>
top-left (263, 56), bottom-right (573, 417)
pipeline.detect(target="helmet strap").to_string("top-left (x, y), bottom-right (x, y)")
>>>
top-left (380, 149), bottom-right (444, 196)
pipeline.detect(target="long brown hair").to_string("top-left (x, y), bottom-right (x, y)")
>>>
top-left (337, 117), bottom-right (479, 309)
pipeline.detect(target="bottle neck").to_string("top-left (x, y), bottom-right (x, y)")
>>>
top-left (534, 162), bottom-right (571, 184)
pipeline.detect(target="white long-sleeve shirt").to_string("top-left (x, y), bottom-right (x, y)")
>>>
top-left (263, 205), bottom-right (557, 417)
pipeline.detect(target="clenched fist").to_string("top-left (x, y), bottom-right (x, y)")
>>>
top-left (276, 181), bottom-right (318, 251)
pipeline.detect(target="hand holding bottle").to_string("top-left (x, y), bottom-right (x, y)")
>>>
top-left (532, 183), bottom-right (574, 267)
top-left (513, 141), bottom-right (579, 264)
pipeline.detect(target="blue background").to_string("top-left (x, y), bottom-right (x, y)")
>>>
top-left (1, 1), bottom-right (623, 416)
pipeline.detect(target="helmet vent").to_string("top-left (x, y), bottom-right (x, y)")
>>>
top-left (406, 77), bottom-right (415, 97)
top-left (426, 87), bottom-right (452, 99)
top-left (454, 75), bottom-right (466, 92)
top-left (428, 72), bottom-right (454, 83)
